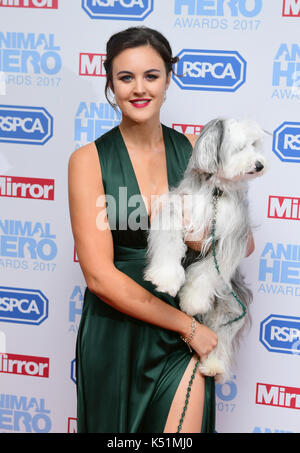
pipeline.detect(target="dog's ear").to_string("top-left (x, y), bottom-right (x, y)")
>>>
top-left (223, 118), bottom-right (264, 153)
top-left (189, 119), bottom-right (224, 175)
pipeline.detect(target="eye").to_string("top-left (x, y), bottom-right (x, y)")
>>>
top-left (146, 74), bottom-right (159, 81)
top-left (119, 75), bottom-right (132, 82)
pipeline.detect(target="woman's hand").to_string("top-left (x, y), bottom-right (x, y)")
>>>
top-left (186, 320), bottom-right (218, 359)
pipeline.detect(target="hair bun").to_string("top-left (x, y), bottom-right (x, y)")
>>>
top-left (170, 56), bottom-right (179, 64)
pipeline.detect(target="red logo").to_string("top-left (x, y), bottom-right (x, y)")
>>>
top-left (67, 417), bottom-right (77, 433)
top-left (74, 245), bottom-right (78, 263)
top-left (79, 53), bottom-right (106, 77)
top-left (0, 353), bottom-right (49, 378)
top-left (268, 195), bottom-right (300, 220)
top-left (282, 0), bottom-right (300, 16)
top-left (172, 123), bottom-right (203, 135)
top-left (0, 0), bottom-right (58, 8)
top-left (0, 175), bottom-right (55, 200)
top-left (256, 383), bottom-right (300, 409)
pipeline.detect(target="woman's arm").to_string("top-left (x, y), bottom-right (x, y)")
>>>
top-left (68, 141), bottom-right (218, 357)
top-left (185, 229), bottom-right (255, 257)
top-left (68, 142), bottom-right (193, 338)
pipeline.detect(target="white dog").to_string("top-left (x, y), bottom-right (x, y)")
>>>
top-left (144, 118), bottom-right (267, 381)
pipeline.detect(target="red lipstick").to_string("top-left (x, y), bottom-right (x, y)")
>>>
top-left (130, 99), bottom-right (151, 108)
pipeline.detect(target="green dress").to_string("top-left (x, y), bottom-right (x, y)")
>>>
top-left (76, 124), bottom-right (215, 433)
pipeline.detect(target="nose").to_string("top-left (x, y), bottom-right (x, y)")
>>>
top-left (133, 77), bottom-right (146, 95)
top-left (255, 160), bottom-right (264, 172)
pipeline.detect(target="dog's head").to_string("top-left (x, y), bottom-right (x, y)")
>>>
top-left (190, 118), bottom-right (267, 182)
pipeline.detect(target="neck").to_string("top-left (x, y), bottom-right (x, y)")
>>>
top-left (119, 116), bottom-right (163, 150)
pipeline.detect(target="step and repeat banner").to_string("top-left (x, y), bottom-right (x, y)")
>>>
top-left (0, 0), bottom-right (299, 434)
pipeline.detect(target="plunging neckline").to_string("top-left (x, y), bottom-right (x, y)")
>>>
top-left (117, 124), bottom-right (170, 226)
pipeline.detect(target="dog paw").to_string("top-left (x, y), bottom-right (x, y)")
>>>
top-left (144, 264), bottom-right (185, 297)
top-left (179, 282), bottom-right (214, 316)
top-left (199, 357), bottom-right (225, 377)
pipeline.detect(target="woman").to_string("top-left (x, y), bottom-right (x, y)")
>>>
top-left (68, 26), bottom-right (254, 433)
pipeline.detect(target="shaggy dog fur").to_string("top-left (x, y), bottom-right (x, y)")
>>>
top-left (144, 118), bottom-right (267, 381)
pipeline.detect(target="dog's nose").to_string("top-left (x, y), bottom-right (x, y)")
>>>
top-left (255, 161), bottom-right (264, 172)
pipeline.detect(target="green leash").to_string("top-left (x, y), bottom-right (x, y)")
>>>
top-left (176, 355), bottom-right (201, 433)
top-left (211, 187), bottom-right (247, 327)
top-left (176, 188), bottom-right (247, 432)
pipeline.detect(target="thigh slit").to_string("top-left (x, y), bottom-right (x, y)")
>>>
top-left (163, 353), bottom-right (205, 433)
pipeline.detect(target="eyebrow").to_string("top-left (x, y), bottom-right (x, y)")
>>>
top-left (116, 69), bottom-right (161, 76)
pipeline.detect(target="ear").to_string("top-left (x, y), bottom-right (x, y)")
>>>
top-left (108, 79), bottom-right (115, 94)
top-left (165, 71), bottom-right (171, 90)
top-left (189, 119), bottom-right (224, 174)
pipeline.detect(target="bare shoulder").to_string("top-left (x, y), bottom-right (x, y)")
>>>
top-left (184, 133), bottom-right (198, 147)
top-left (69, 141), bottom-right (99, 170)
top-left (68, 141), bottom-right (103, 182)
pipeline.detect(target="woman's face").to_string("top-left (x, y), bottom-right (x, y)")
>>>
top-left (110, 45), bottom-right (171, 124)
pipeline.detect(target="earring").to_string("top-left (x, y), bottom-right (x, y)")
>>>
top-left (108, 87), bottom-right (117, 107)
top-left (164, 91), bottom-right (167, 103)
top-left (112, 93), bottom-right (117, 106)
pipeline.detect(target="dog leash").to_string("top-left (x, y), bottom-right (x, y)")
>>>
top-left (177, 187), bottom-right (247, 433)
top-left (176, 354), bottom-right (201, 433)
top-left (211, 187), bottom-right (247, 327)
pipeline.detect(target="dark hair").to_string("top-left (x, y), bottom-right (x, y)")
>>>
top-left (104, 26), bottom-right (179, 108)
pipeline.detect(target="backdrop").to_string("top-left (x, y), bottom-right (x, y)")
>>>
top-left (0, 0), bottom-right (299, 434)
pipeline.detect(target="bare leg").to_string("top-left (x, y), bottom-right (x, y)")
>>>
top-left (163, 354), bottom-right (205, 433)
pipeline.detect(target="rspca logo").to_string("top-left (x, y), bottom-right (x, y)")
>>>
top-left (260, 314), bottom-right (300, 355)
top-left (82, 0), bottom-right (153, 21)
top-left (282, 0), bottom-right (300, 16)
top-left (70, 358), bottom-right (76, 384)
top-left (172, 49), bottom-right (246, 92)
top-left (0, 287), bottom-right (49, 325)
top-left (75, 101), bottom-right (120, 149)
top-left (0, 105), bottom-right (53, 145)
top-left (272, 122), bottom-right (300, 163)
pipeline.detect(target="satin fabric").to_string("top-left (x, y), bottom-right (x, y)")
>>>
top-left (76, 125), bottom-right (215, 433)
